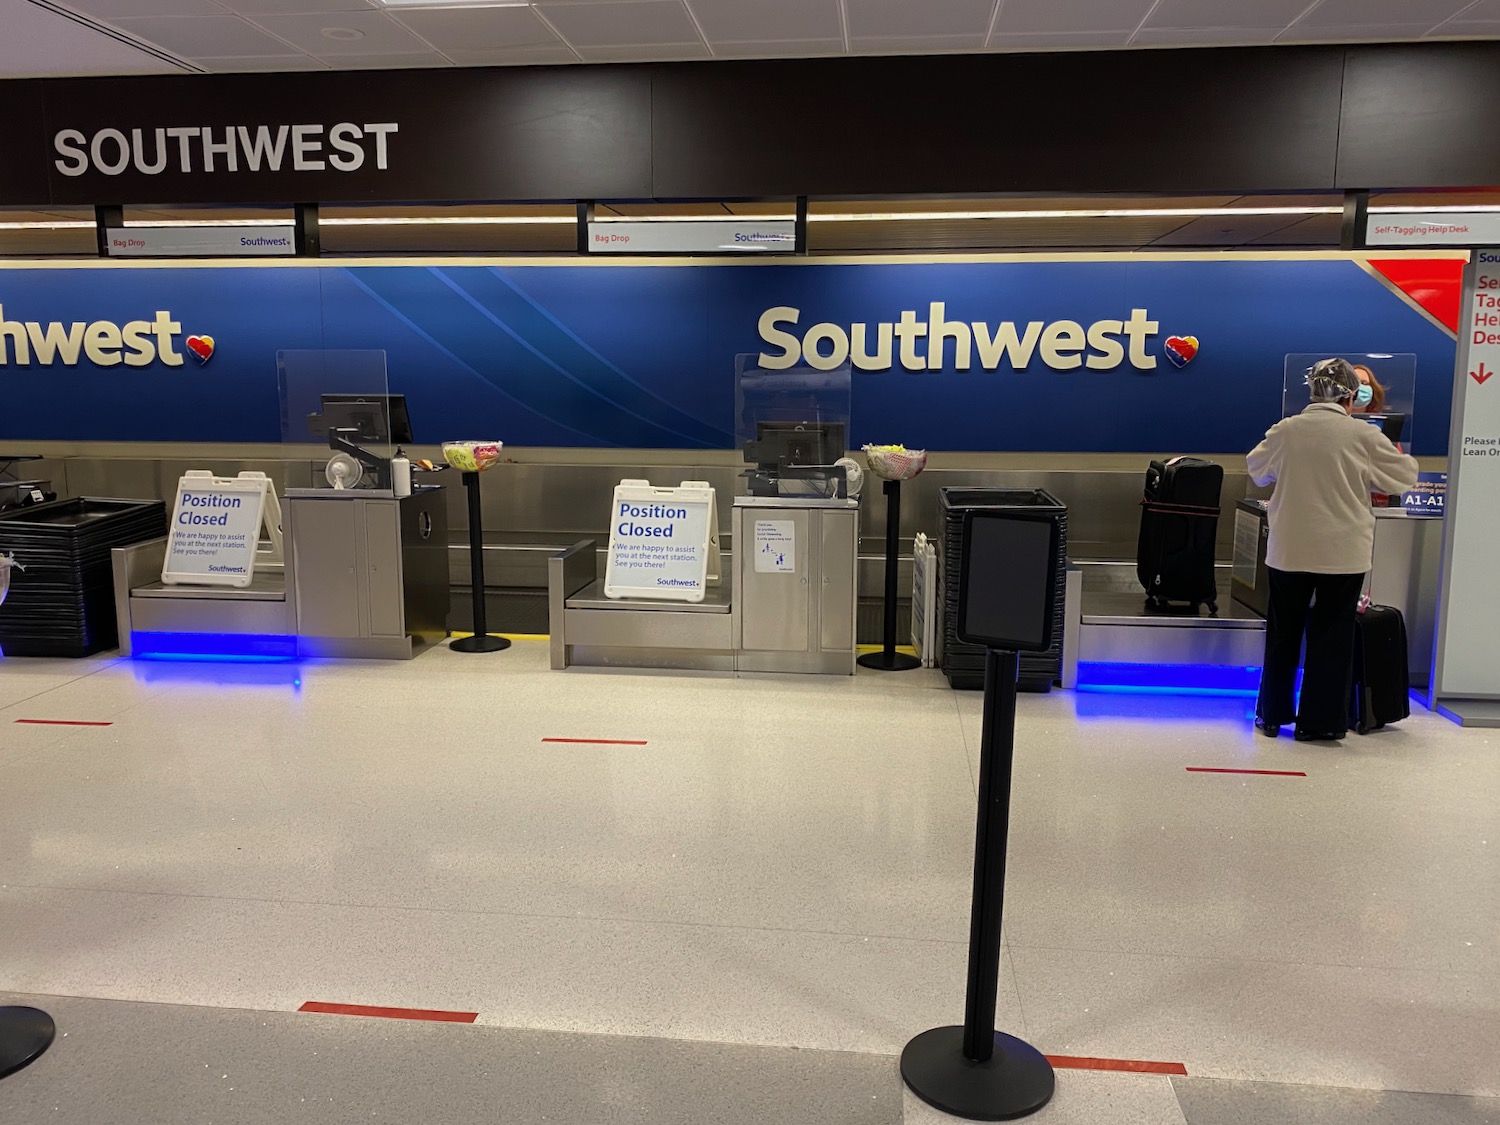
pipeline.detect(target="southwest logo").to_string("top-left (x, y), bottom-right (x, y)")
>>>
top-left (0, 307), bottom-right (203, 368)
top-left (1163, 335), bottom-right (1199, 368)
top-left (186, 335), bottom-right (215, 364)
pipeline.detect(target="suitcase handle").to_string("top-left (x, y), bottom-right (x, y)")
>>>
top-left (1140, 498), bottom-right (1222, 517)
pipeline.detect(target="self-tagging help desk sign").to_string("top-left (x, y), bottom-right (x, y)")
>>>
top-left (1437, 249), bottom-right (1500, 696)
top-left (604, 481), bottom-right (716, 602)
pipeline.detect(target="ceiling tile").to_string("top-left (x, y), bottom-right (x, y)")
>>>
top-left (220, 0), bottom-right (375, 14)
top-left (573, 41), bottom-right (710, 59)
top-left (251, 10), bottom-right (427, 53)
top-left (535, 1), bottom-right (701, 47)
top-left (992, 0), bottom-right (1156, 35)
top-left (710, 37), bottom-right (845, 56)
top-left (850, 32), bottom-right (988, 50)
top-left (1280, 22), bottom-right (1437, 40)
top-left (64, 0), bottom-right (228, 17)
top-left (110, 15), bottom-right (301, 56)
top-left (1296, 0), bottom-right (1473, 27)
top-left (445, 45), bottom-right (579, 65)
top-left (989, 29), bottom-right (1132, 47)
top-left (688, 0), bottom-right (841, 42)
top-left (311, 50), bottom-right (450, 67)
top-left (1144, 0), bottom-right (1310, 30)
top-left (845, 0), bottom-right (992, 38)
top-left (1132, 26), bottom-right (1285, 45)
top-left (205, 53), bottom-right (330, 69)
top-left (393, 7), bottom-right (561, 50)
top-left (0, 0), bottom-right (180, 75)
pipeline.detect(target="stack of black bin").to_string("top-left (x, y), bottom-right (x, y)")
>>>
top-left (938, 488), bottom-right (1068, 692)
top-left (0, 498), bottom-right (168, 657)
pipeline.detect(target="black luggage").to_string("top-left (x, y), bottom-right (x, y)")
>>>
top-left (1351, 604), bottom-right (1410, 734)
top-left (1137, 457), bottom-right (1223, 614)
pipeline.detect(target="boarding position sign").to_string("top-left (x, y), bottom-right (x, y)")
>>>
top-left (603, 480), bottom-right (716, 603)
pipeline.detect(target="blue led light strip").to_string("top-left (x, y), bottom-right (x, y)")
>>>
top-left (130, 632), bottom-right (298, 662)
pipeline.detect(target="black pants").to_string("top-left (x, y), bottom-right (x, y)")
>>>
top-left (1256, 568), bottom-right (1365, 734)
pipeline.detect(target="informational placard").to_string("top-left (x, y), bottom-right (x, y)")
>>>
top-left (1403, 471), bottom-right (1447, 517)
top-left (1366, 211), bottom-right (1500, 247)
top-left (106, 225), bottom-right (296, 258)
top-left (1434, 250), bottom-right (1500, 698)
top-left (604, 480), bottom-right (718, 602)
top-left (753, 519), bottom-right (796, 573)
top-left (162, 471), bottom-right (281, 588)
top-left (588, 220), bottom-right (795, 254)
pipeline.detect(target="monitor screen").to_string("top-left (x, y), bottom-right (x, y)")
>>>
top-left (746, 421), bottom-right (846, 468)
top-left (957, 511), bottom-right (1060, 652)
top-left (310, 394), bottom-right (414, 445)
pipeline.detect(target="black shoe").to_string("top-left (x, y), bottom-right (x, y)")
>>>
top-left (1254, 718), bottom-right (1281, 738)
top-left (1294, 728), bottom-right (1346, 742)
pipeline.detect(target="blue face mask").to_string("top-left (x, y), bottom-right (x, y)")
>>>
top-left (1354, 383), bottom-right (1374, 408)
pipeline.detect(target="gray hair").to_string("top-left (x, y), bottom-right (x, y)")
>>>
top-left (1306, 357), bottom-right (1359, 403)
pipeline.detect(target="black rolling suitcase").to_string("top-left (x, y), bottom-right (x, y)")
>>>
top-left (1351, 604), bottom-right (1410, 734)
top-left (1137, 457), bottom-right (1223, 614)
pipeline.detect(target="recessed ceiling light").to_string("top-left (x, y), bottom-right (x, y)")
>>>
top-left (321, 26), bottom-right (366, 41)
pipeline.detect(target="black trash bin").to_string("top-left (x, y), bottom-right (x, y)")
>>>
top-left (937, 488), bottom-right (1068, 692)
top-left (0, 498), bottom-right (167, 657)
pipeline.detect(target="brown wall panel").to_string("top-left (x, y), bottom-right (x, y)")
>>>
top-left (0, 81), bottom-right (51, 205)
top-left (1338, 43), bottom-right (1500, 189)
top-left (650, 49), bottom-right (1346, 198)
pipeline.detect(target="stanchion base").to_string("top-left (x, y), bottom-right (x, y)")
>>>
top-left (450, 634), bottom-right (511, 653)
top-left (857, 649), bottom-right (923, 672)
top-left (0, 1006), bottom-right (56, 1080)
top-left (901, 1026), bottom-right (1055, 1121)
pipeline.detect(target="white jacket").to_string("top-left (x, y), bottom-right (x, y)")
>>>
top-left (1247, 404), bottom-right (1420, 574)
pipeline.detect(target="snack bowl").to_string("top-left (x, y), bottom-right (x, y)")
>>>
top-left (442, 441), bottom-right (504, 473)
top-left (863, 445), bottom-right (928, 481)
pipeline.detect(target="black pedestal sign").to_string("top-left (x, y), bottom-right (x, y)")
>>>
top-left (450, 469), bottom-right (510, 654)
top-left (901, 507), bottom-right (1063, 1120)
top-left (0, 1006), bottom-right (54, 1080)
top-left (858, 478), bottom-right (921, 672)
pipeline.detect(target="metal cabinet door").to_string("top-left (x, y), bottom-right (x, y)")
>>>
top-left (740, 510), bottom-right (810, 652)
top-left (292, 501), bottom-right (362, 638)
top-left (819, 510), bottom-right (857, 653)
top-left (364, 500), bottom-right (405, 638)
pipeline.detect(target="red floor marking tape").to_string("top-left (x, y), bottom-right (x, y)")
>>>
top-left (13, 719), bottom-right (113, 727)
top-left (298, 1002), bottom-right (477, 1024)
top-left (1045, 1054), bottom-right (1188, 1076)
top-left (1186, 767), bottom-right (1307, 777)
top-left (541, 738), bottom-right (648, 745)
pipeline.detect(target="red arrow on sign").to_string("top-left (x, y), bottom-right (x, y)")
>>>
top-left (1473, 363), bottom-right (1494, 385)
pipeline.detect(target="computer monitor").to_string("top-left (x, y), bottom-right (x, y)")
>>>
top-left (308, 394), bottom-right (414, 445)
top-left (744, 421), bottom-right (846, 469)
top-left (1365, 412), bottom-right (1405, 443)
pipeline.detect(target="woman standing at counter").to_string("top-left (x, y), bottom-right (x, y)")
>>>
top-left (1247, 359), bottom-right (1419, 742)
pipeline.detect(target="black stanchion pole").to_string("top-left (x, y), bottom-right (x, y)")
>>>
top-left (857, 478), bottom-right (920, 672)
top-left (450, 470), bottom-right (509, 654)
top-left (0, 1006), bottom-right (55, 1080)
top-left (901, 646), bottom-right (1054, 1120)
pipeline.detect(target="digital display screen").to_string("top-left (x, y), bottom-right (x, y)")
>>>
top-left (958, 512), bottom-right (1058, 652)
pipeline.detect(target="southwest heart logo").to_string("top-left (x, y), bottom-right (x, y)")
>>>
top-left (1164, 335), bottom-right (1199, 368)
top-left (185, 335), bottom-right (215, 365)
